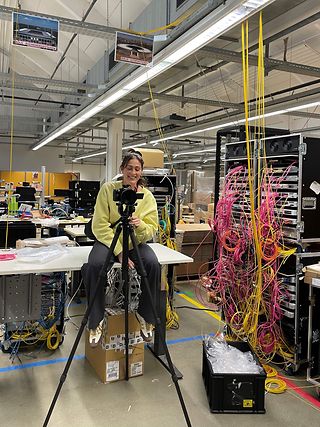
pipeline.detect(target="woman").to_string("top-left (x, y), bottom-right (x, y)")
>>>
top-left (81, 149), bottom-right (160, 346)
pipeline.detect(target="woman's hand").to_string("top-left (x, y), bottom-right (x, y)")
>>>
top-left (117, 252), bottom-right (135, 269)
top-left (129, 215), bottom-right (141, 228)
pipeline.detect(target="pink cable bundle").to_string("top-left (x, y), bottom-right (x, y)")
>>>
top-left (197, 161), bottom-right (297, 358)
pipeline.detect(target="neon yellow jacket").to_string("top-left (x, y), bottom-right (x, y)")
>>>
top-left (92, 181), bottom-right (158, 256)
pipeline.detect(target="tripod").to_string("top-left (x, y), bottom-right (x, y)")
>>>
top-left (43, 195), bottom-right (192, 427)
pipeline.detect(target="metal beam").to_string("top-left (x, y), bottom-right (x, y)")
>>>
top-left (284, 111), bottom-right (320, 119)
top-left (65, 135), bottom-right (107, 141)
top-left (0, 4), bottom-right (120, 40)
top-left (0, 137), bottom-right (104, 149)
top-left (123, 129), bottom-right (151, 135)
top-left (293, 125), bottom-right (320, 133)
top-left (1, 83), bottom-right (88, 97)
top-left (1, 94), bottom-right (81, 106)
top-left (132, 89), bottom-right (241, 109)
top-left (0, 72), bottom-right (98, 90)
top-left (0, 101), bottom-right (67, 113)
top-left (98, 112), bottom-right (196, 127)
top-left (123, 129), bottom-right (216, 140)
top-left (0, 116), bottom-right (56, 125)
top-left (201, 46), bottom-right (320, 78)
top-left (264, 87), bottom-right (320, 108)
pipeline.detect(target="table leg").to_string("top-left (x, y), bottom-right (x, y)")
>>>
top-left (147, 265), bottom-right (183, 379)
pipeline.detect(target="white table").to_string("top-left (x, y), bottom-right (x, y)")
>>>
top-left (0, 243), bottom-right (192, 275)
top-left (64, 226), bottom-right (94, 245)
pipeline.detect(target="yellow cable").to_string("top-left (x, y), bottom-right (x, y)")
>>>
top-left (146, 80), bottom-right (173, 168)
top-left (46, 325), bottom-right (61, 350)
top-left (263, 364), bottom-right (278, 378)
top-left (241, 19), bottom-right (263, 350)
top-left (126, 8), bottom-right (194, 36)
top-left (265, 378), bottom-right (287, 394)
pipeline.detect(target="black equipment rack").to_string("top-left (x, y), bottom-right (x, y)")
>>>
top-left (69, 180), bottom-right (100, 215)
top-left (214, 128), bottom-right (320, 372)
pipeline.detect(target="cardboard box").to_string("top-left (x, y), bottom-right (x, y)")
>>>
top-left (208, 203), bottom-right (214, 213)
top-left (194, 210), bottom-right (214, 224)
top-left (175, 260), bottom-right (208, 277)
top-left (85, 311), bottom-right (144, 383)
top-left (175, 223), bottom-right (212, 245)
top-left (139, 148), bottom-right (164, 168)
top-left (304, 264), bottom-right (320, 285)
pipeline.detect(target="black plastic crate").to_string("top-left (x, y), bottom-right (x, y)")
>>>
top-left (202, 341), bottom-right (266, 413)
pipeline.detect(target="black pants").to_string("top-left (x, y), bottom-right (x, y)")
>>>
top-left (81, 241), bottom-right (161, 330)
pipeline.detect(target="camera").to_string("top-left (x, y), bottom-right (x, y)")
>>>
top-left (113, 185), bottom-right (144, 206)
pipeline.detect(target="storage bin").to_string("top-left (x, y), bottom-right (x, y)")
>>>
top-left (202, 341), bottom-right (266, 413)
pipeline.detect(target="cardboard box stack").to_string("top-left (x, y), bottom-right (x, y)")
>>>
top-left (138, 148), bottom-right (164, 168)
top-left (175, 223), bottom-right (213, 280)
top-left (85, 309), bottom-right (144, 383)
top-left (193, 203), bottom-right (214, 224)
top-left (304, 264), bottom-right (320, 285)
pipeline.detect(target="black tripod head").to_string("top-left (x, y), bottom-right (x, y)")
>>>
top-left (113, 185), bottom-right (144, 218)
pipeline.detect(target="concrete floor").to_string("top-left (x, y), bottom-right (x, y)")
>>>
top-left (1, 285), bottom-right (320, 427)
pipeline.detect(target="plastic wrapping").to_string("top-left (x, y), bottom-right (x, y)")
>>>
top-left (204, 334), bottom-right (263, 374)
top-left (16, 244), bottom-right (68, 263)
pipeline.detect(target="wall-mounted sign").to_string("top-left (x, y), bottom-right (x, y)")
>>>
top-left (115, 31), bottom-right (153, 66)
top-left (12, 12), bottom-right (59, 52)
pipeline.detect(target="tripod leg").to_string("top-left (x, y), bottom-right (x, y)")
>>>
top-left (129, 228), bottom-right (192, 427)
top-left (121, 219), bottom-right (130, 381)
top-left (43, 225), bottom-right (123, 427)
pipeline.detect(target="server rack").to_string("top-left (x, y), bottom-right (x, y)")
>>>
top-left (69, 180), bottom-right (100, 215)
top-left (215, 131), bottom-right (320, 372)
top-left (144, 173), bottom-right (176, 240)
top-left (144, 172), bottom-right (176, 348)
top-left (307, 277), bottom-right (320, 396)
top-left (0, 272), bottom-right (66, 353)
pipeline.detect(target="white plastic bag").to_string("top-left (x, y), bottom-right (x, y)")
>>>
top-left (16, 244), bottom-right (68, 264)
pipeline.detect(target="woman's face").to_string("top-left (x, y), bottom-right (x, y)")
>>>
top-left (121, 158), bottom-right (142, 189)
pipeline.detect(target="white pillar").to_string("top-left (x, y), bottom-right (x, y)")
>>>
top-left (40, 165), bottom-right (46, 206)
top-left (106, 118), bottom-right (123, 182)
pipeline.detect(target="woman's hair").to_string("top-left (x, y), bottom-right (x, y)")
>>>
top-left (120, 149), bottom-right (147, 187)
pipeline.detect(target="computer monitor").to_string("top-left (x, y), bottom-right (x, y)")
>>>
top-left (54, 189), bottom-right (71, 197)
top-left (15, 186), bottom-right (36, 206)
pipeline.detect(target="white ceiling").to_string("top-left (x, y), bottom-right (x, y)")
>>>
top-left (1, 0), bottom-right (320, 169)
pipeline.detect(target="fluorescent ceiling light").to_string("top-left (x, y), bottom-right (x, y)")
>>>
top-left (150, 101), bottom-right (320, 144)
top-left (173, 147), bottom-right (216, 158)
top-left (203, 157), bottom-right (216, 163)
top-left (32, 0), bottom-right (274, 151)
top-left (122, 142), bottom-right (147, 150)
top-left (72, 150), bottom-right (107, 162)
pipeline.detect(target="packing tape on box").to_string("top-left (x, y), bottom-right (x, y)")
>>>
top-left (102, 333), bottom-right (143, 350)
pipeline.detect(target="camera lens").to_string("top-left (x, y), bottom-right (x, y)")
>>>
top-left (121, 188), bottom-right (137, 205)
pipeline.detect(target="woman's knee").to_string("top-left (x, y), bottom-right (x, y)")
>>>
top-left (88, 258), bottom-right (105, 272)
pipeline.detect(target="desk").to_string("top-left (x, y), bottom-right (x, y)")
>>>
top-left (64, 226), bottom-right (94, 245)
top-left (0, 243), bottom-right (193, 376)
top-left (57, 218), bottom-right (90, 227)
top-left (32, 217), bottom-right (90, 229)
top-left (0, 244), bottom-right (192, 275)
